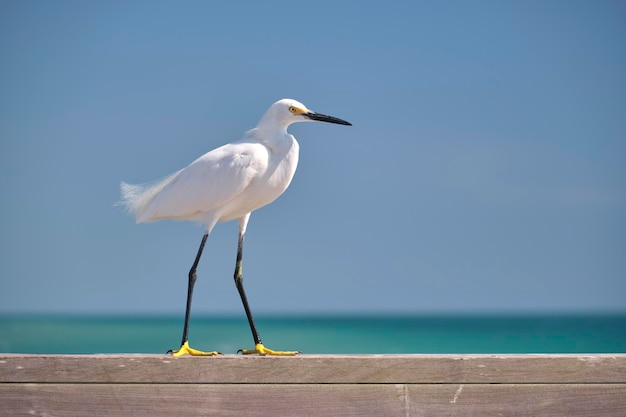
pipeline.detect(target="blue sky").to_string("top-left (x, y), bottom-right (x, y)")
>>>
top-left (1, 1), bottom-right (624, 315)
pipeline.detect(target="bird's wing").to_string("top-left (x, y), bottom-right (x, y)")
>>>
top-left (136, 141), bottom-right (269, 222)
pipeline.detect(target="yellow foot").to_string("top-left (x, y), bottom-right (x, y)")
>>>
top-left (238, 343), bottom-right (300, 356)
top-left (168, 341), bottom-right (220, 357)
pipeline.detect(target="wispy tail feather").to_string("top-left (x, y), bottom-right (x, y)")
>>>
top-left (118, 181), bottom-right (146, 218)
top-left (118, 170), bottom-right (182, 222)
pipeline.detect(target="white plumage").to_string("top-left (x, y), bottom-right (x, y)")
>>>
top-left (120, 99), bottom-right (305, 232)
top-left (119, 98), bottom-right (350, 356)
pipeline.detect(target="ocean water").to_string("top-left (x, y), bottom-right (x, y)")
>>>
top-left (1, 314), bottom-right (625, 355)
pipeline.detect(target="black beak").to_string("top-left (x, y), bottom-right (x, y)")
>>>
top-left (305, 112), bottom-right (352, 126)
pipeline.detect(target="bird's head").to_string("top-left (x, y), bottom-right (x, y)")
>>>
top-left (258, 98), bottom-right (352, 130)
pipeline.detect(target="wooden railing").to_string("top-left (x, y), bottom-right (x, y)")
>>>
top-left (1, 354), bottom-right (625, 416)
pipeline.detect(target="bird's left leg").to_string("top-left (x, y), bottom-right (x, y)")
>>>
top-left (169, 233), bottom-right (219, 356)
top-left (234, 216), bottom-right (299, 356)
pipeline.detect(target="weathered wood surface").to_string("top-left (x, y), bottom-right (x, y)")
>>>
top-left (3, 354), bottom-right (625, 383)
top-left (1, 354), bottom-right (625, 416)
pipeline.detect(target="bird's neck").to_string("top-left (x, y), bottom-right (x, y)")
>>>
top-left (247, 126), bottom-right (294, 152)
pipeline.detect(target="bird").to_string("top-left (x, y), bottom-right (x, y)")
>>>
top-left (119, 98), bottom-right (351, 356)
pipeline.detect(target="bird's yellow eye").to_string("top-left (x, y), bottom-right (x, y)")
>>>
top-left (289, 106), bottom-right (297, 113)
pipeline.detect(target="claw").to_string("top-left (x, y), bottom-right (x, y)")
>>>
top-left (169, 341), bottom-right (221, 356)
top-left (238, 343), bottom-right (300, 356)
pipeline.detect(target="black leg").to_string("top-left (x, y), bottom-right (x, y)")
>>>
top-left (233, 223), bottom-right (299, 356)
top-left (233, 231), bottom-right (262, 345)
top-left (180, 233), bottom-right (208, 346)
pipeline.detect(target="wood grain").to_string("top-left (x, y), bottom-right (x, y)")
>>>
top-left (2, 384), bottom-right (625, 417)
top-left (2, 354), bottom-right (625, 383)
top-left (1, 355), bottom-right (625, 416)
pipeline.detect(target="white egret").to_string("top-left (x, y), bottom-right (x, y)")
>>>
top-left (120, 98), bottom-right (351, 356)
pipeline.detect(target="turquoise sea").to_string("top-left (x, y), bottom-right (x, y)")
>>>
top-left (1, 314), bottom-right (625, 355)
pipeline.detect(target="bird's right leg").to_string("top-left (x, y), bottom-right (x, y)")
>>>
top-left (169, 233), bottom-right (219, 356)
top-left (233, 226), bottom-right (299, 356)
